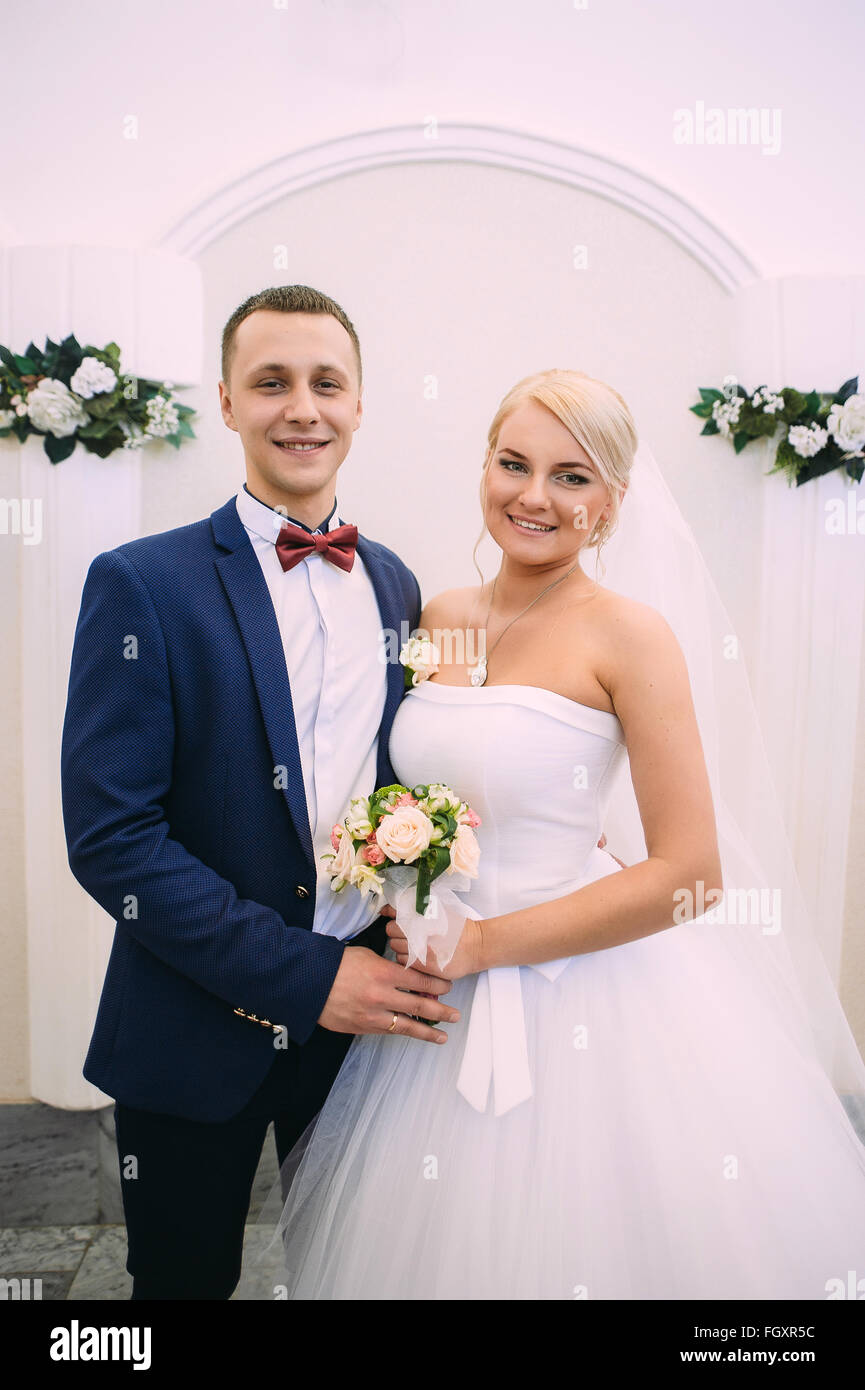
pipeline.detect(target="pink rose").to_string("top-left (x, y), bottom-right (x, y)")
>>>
top-left (363, 843), bottom-right (386, 866)
top-left (331, 824), bottom-right (343, 852)
top-left (458, 806), bottom-right (482, 828)
top-left (394, 793), bottom-right (419, 807)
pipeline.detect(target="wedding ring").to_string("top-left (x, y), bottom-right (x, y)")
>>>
top-left (388, 1013), bottom-right (399, 1033)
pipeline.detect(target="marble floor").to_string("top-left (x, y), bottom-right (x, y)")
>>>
top-left (0, 1219), bottom-right (282, 1300)
top-left (0, 1100), bottom-right (282, 1301)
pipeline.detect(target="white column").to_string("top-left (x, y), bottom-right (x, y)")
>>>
top-left (732, 274), bottom-right (865, 981)
top-left (1, 246), bottom-right (201, 1108)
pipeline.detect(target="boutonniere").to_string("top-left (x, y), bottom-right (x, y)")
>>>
top-left (399, 636), bottom-right (441, 689)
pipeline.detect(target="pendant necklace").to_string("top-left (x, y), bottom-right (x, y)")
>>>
top-left (468, 561), bottom-right (594, 687)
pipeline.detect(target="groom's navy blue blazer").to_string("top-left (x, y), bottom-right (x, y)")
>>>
top-left (61, 496), bottom-right (421, 1122)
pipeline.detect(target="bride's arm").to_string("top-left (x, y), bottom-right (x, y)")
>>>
top-left (470, 606), bottom-right (723, 973)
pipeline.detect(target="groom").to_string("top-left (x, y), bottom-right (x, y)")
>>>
top-left (60, 284), bottom-right (461, 1301)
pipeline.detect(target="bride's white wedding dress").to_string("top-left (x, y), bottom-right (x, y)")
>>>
top-left (260, 679), bottom-right (865, 1300)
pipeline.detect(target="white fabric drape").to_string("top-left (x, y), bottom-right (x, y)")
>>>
top-left (754, 454), bottom-right (865, 982)
top-left (3, 241), bottom-right (201, 1108)
top-left (21, 437), bottom-right (142, 1107)
top-left (732, 274), bottom-right (865, 986)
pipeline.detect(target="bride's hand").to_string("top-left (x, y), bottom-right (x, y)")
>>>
top-left (385, 916), bottom-right (483, 981)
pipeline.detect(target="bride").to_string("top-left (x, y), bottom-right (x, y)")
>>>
top-left (244, 368), bottom-right (865, 1300)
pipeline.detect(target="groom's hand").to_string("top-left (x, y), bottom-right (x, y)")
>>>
top-left (317, 946), bottom-right (460, 1043)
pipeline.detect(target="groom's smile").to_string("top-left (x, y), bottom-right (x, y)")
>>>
top-left (274, 438), bottom-right (332, 452)
top-left (219, 308), bottom-right (362, 527)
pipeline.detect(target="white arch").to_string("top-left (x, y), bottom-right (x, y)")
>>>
top-left (159, 123), bottom-right (758, 293)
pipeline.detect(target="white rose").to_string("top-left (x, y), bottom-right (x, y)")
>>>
top-left (328, 825), bottom-right (358, 887)
top-left (828, 395), bottom-right (865, 454)
top-left (446, 822), bottom-right (480, 878)
top-left (345, 797), bottom-right (373, 839)
top-left (422, 782), bottom-right (455, 813)
top-left (399, 636), bottom-right (440, 685)
top-left (26, 378), bottom-right (88, 438)
top-left (374, 805), bottom-right (434, 863)
top-left (70, 356), bottom-right (118, 399)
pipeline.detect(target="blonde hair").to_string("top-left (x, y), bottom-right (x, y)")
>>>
top-left (473, 369), bottom-right (638, 582)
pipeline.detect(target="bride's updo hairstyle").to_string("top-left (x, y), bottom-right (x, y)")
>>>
top-left (475, 369), bottom-right (638, 579)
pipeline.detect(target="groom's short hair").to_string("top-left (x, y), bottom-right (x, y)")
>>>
top-left (221, 285), bottom-right (362, 389)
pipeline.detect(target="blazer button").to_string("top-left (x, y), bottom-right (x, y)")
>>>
top-left (295, 885), bottom-right (310, 899)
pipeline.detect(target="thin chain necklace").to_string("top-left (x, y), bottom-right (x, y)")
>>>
top-left (468, 562), bottom-right (594, 687)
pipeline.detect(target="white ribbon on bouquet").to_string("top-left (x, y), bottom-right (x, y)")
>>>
top-left (381, 864), bottom-right (481, 973)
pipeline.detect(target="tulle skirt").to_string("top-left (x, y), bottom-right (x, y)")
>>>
top-left (240, 922), bottom-right (865, 1300)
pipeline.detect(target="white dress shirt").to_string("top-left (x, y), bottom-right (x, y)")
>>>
top-left (236, 485), bottom-right (388, 940)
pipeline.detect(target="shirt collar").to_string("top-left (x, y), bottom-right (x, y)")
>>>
top-left (237, 483), bottom-right (339, 544)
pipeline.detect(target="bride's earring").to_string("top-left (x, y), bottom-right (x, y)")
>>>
top-left (588, 503), bottom-right (614, 579)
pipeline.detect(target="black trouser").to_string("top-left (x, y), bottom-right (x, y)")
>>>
top-left (113, 918), bottom-right (387, 1301)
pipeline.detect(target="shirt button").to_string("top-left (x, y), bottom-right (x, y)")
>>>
top-left (295, 885), bottom-right (310, 899)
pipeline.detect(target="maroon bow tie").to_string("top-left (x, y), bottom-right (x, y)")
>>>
top-left (274, 520), bottom-right (359, 573)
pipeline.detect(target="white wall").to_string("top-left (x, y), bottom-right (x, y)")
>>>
top-left (1, 0), bottom-right (863, 274)
top-left (184, 159), bottom-right (749, 632)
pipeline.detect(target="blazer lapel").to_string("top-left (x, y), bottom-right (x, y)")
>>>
top-left (210, 499), bottom-right (315, 878)
top-left (355, 535), bottom-right (409, 787)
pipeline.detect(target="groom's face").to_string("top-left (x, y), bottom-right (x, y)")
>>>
top-left (219, 309), bottom-right (362, 523)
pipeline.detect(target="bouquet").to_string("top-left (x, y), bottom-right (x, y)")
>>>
top-left (323, 782), bottom-right (482, 971)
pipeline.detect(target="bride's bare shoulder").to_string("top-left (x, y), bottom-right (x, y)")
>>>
top-left (593, 586), bottom-right (671, 633)
top-left (416, 585), bottom-right (483, 634)
top-left (591, 585), bottom-right (686, 686)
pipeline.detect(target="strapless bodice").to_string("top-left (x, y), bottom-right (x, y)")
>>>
top-left (388, 680), bottom-right (627, 923)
